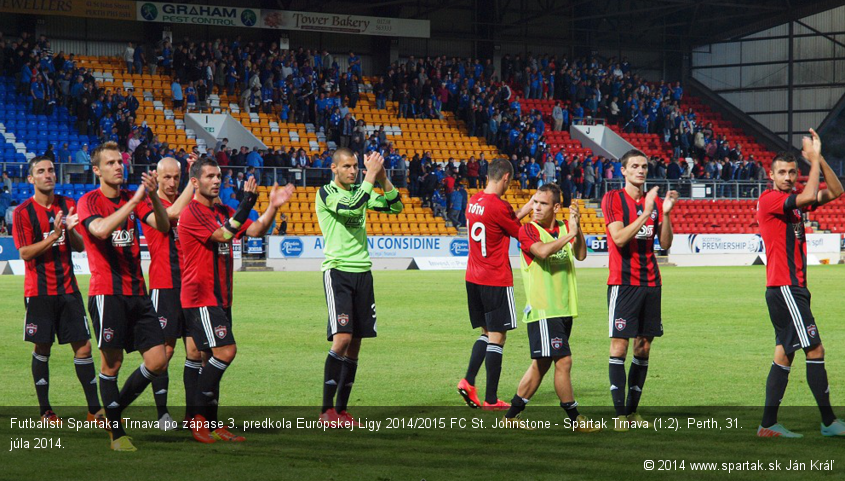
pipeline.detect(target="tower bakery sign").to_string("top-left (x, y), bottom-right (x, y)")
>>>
top-left (260, 9), bottom-right (430, 38)
top-left (138, 2), bottom-right (259, 27)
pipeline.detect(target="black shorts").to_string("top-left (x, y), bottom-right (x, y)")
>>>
top-left (466, 281), bottom-right (517, 332)
top-left (323, 269), bottom-right (377, 341)
top-left (173, 99), bottom-right (183, 108)
top-left (23, 292), bottom-right (90, 345)
top-left (527, 317), bottom-right (573, 359)
top-left (607, 285), bottom-right (663, 339)
top-left (185, 306), bottom-right (235, 352)
top-left (151, 288), bottom-right (187, 339)
top-left (88, 294), bottom-right (165, 353)
top-left (766, 286), bottom-right (821, 354)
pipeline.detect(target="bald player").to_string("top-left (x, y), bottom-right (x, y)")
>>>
top-left (140, 157), bottom-right (197, 428)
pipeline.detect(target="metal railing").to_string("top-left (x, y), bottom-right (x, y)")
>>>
top-left (600, 178), bottom-right (771, 200)
top-left (1, 162), bottom-right (409, 190)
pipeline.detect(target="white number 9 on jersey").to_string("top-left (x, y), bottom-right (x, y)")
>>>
top-left (470, 222), bottom-right (487, 257)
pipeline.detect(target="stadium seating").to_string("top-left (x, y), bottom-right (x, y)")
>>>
top-left (10, 51), bottom-right (840, 237)
top-left (680, 96), bottom-right (777, 170)
top-left (0, 77), bottom-right (92, 171)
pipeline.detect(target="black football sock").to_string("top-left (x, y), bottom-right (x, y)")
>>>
top-left (609, 357), bottom-right (627, 416)
top-left (806, 358), bottom-right (836, 426)
top-left (196, 357), bottom-right (229, 422)
top-left (761, 361), bottom-right (790, 428)
top-left (118, 364), bottom-right (158, 408)
top-left (99, 373), bottom-right (126, 438)
top-left (73, 356), bottom-right (101, 414)
top-left (322, 350), bottom-right (344, 413)
top-left (626, 356), bottom-right (649, 415)
top-left (152, 373), bottom-right (170, 418)
top-left (484, 343), bottom-right (504, 404)
top-left (505, 395), bottom-right (528, 418)
top-left (465, 334), bottom-right (488, 385)
top-left (561, 401), bottom-right (580, 421)
top-left (335, 357), bottom-right (359, 413)
top-left (183, 358), bottom-right (202, 419)
top-left (32, 352), bottom-right (51, 416)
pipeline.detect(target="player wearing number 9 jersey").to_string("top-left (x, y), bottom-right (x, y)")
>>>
top-left (458, 158), bottom-right (531, 410)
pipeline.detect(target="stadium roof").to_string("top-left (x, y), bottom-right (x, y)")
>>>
top-left (257, 0), bottom-right (845, 51)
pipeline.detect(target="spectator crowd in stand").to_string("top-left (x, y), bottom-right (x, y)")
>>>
top-left (0, 31), bottom-right (778, 235)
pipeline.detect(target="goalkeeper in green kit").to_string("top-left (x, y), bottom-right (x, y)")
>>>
top-left (315, 148), bottom-right (403, 427)
top-left (502, 183), bottom-right (600, 432)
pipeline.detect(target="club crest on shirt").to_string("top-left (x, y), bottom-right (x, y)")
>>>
top-left (25, 323), bottom-right (38, 336)
top-left (615, 318), bottom-right (627, 331)
top-left (337, 313), bottom-right (349, 326)
top-left (159, 317), bottom-right (168, 329)
top-left (111, 228), bottom-right (135, 247)
top-left (551, 337), bottom-right (563, 350)
top-left (103, 328), bottom-right (114, 342)
top-left (214, 325), bottom-right (227, 339)
top-left (807, 324), bottom-right (817, 338)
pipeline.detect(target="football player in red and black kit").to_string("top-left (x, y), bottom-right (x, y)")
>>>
top-left (179, 158), bottom-right (293, 443)
top-left (458, 158), bottom-right (531, 410)
top-left (756, 130), bottom-right (845, 438)
top-left (600, 149), bottom-right (677, 430)
top-left (140, 156), bottom-right (197, 429)
top-left (13, 157), bottom-right (103, 425)
top-left (77, 141), bottom-right (171, 451)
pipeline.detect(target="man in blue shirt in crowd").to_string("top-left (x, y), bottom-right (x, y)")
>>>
top-left (448, 183), bottom-right (465, 228)
top-left (56, 143), bottom-right (72, 164)
top-left (247, 147), bottom-right (264, 168)
top-left (526, 157), bottom-right (541, 188)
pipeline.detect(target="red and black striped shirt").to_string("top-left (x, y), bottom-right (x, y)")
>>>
top-left (77, 189), bottom-right (153, 296)
top-left (141, 197), bottom-right (182, 290)
top-left (756, 189), bottom-right (814, 287)
top-left (12, 196), bottom-right (79, 297)
top-left (601, 188), bottom-right (663, 287)
top-left (178, 200), bottom-right (251, 309)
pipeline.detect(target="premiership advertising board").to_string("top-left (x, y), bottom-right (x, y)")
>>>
top-left (671, 233), bottom-right (840, 254)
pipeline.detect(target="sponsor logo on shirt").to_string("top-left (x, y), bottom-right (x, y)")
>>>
top-left (344, 215), bottom-right (364, 228)
top-left (635, 224), bottom-right (654, 240)
top-left (111, 228), bottom-right (135, 247)
top-left (43, 229), bottom-right (66, 246)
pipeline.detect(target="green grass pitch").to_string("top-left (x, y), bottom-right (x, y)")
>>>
top-left (1, 266), bottom-right (843, 480)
